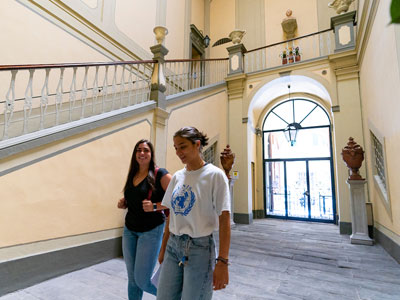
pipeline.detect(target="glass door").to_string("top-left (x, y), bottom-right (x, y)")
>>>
top-left (309, 160), bottom-right (334, 220)
top-left (286, 161), bottom-right (309, 218)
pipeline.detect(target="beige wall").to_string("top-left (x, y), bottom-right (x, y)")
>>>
top-left (166, 90), bottom-right (228, 173)
top-left (0, 112), bottom-right (153, 248)
top-left (191, 0), bottom-right (205, 33)
top-left (264, 0), bottom-right (319, 45)
top-left (0, 1), bottom-right (109, 65)
top-left (166, 0), bottom-right (186, 59)
top-left (210, 0), bottom-right (235, 58)
top-left (115, 0), bottom-right (157, 53)
top-left (359, 1), bottom-right (400, 236)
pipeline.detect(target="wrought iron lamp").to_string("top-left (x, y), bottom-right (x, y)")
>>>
top-left (204, 35), bottom-right (210, 48)
top-left (283, 84), bottom-right (302, 146)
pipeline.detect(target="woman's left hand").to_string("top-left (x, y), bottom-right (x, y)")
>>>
top-left (213, 262), bottom-right (229, 290)
top-left (142, 199), bottom-right (153, 212)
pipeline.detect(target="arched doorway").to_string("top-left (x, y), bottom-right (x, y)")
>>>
top-left (262, 98), bottom-right (336, 223)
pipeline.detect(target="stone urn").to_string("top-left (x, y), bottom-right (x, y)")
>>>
top-left (153, 26), bottom-right (168, 44)
top-left (341, 137), bottom-right (364, 180)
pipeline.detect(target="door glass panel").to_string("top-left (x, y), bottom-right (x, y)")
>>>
top-left (286, 161), bottom-right (309, 218)
top-left (264, 127), bottom-right (330, 159)
top-left (309, 160), bottom-right (334, 220)
top-left (265, 161), bottom-right (285, 216)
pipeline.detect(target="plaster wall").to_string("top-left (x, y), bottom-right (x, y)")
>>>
top-left (0, 112), bottom-right (153, 250)
top-left (359, 1), bottom-right (400, 236)
top-left (166, 90), bottom-right (228, 174)
top-left (264, 0), bottom-right (319, 45)
top-left (331, 76), bottom-right (365, 224)
top-left (166, 0), bottom-right (186, 59)
top-left (0, 1), bottom-right (109, 65)
top-left (114, 0), bottom-right (157, 53)
top-left (191, 0), bottom-right (205, 33)
top-left (209, 0), bottom-right (235, 59)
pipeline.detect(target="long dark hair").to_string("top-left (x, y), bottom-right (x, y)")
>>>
top-left (123, 139), bottom-right (157, 193)
top-left (174, 126), bottom-right (209, 152)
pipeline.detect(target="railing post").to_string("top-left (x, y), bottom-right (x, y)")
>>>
top-left (227, 43), bottom-right (247, 75)
top-left (330, 10), bottom-right (356, 52)
top-left (150, 26), bottom-right (170, 167)
top-left (150, 42), bottom-right (169, 109)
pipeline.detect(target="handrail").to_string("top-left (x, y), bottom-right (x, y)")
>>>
top-left (0, 58), bottom-right (229, 71)
top-left (0, 60), bottom-right (157, 71)
top-left (246, 28), bottom-right (333, 53)
top-left (165, 58), bottom-right (229, 63)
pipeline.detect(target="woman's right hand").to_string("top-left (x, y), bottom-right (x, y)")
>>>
top-left (117, 197), bottom-right (127, 209)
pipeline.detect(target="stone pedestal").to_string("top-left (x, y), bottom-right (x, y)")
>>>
top-left (347, 180), bottom-right (373, 245)
top-left (150, 44), bottom-right (169, 109)
top-left (331, 10), bottom-right (356, 52)
top-left (227, 44), bottom-right (247, 75)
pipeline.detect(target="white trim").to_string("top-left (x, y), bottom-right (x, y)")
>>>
top-left (0, 227), bottom-right (123, 263)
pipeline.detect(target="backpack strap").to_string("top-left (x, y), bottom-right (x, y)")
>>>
top-left (147, 167), bottom-right (159, 200)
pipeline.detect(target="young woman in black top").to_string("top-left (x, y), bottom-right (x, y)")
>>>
top-left (117, 139), bottom-right (171, 300)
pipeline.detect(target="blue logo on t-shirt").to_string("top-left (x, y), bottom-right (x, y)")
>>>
top-left (171, 184), bottom-right (196, 216)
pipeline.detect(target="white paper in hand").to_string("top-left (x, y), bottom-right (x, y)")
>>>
top-left (151, 264), bottom-right (162, 287)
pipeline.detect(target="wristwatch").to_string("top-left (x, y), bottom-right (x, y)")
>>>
top-left (153, 203), bottom-right (157, 211)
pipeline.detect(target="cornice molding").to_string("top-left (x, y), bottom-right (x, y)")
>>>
top-left (226, 73), bottom-right (247, 100)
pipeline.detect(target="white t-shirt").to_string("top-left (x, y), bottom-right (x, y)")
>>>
top-left (161, 163), bottom-right (230, 238)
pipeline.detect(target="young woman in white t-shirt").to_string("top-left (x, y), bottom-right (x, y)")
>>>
top-left (156, 127), bottom-right (231, 300)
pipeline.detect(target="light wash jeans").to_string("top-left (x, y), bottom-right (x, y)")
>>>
top-left (122, 223), bottom-right (164, 300)
top-left (156, 233), bottom-right (215, 300)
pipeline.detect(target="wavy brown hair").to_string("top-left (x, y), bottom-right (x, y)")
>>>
top-left (123, 139), bottom-right (157, 193)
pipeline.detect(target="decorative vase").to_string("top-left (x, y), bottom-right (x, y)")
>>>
top-left (282, 58), bottom-right (288, 64)
top-left (295, 55), bottom-right (301, 62)
top-left (289, 56), bottom-right (294, 63)
top-left (341, 137), bottom-right (364, 180)
top-left (153, 26), bottom-right (168, 44)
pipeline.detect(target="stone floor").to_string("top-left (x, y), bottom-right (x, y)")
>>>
top-left (2, 219), bottom-right (400, 300)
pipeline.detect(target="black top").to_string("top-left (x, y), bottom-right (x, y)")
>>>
top-left (124, 168), bottom-right (169, 232)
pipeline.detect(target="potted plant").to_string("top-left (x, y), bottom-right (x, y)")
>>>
top-left (294, 46), bottom-right (301, 62)
top-left (288, 48), bottom-right (294, 63)
top-left (280, 50), bottom-right (288, 64)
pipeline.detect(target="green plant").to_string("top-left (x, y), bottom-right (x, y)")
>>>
top-left (280, 50), bottom-right (287, 58)
top-left (390, 0), bottom-right (400, 24)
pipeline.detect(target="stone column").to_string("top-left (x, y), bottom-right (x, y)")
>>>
top-left (342, 137), bottom-right (373, 245)
top-left (331, 10), bottom-right (356, 52)
top-left (150, 27), bottom-right (170, 167)
top-left (225, 39), bottom-right (251, 224)
top-left (150, 43), bottom-right (169, 109)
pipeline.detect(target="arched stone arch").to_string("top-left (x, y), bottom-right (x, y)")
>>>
top-left (244, 73), bottom-right (338, 221)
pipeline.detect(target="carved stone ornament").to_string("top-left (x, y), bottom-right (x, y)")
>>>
top-left (229, 30), bottom-right (246, 44)
top-left (328, 0), bottom-right (355, 15)
top-left (341, 137), bottom-right (365, 180)
top-left (153, 26), bottom-right (168, 44)
top-left (281, 9), bottom-right (297, 39)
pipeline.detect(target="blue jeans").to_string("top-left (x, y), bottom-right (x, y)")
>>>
top-left (156, 233), bottom-right (215, 300)
top-left (122, 223), bottom-right (164, 300)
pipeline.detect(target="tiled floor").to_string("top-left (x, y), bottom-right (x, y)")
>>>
top-left (2, 219), bottom-right (400, 299)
